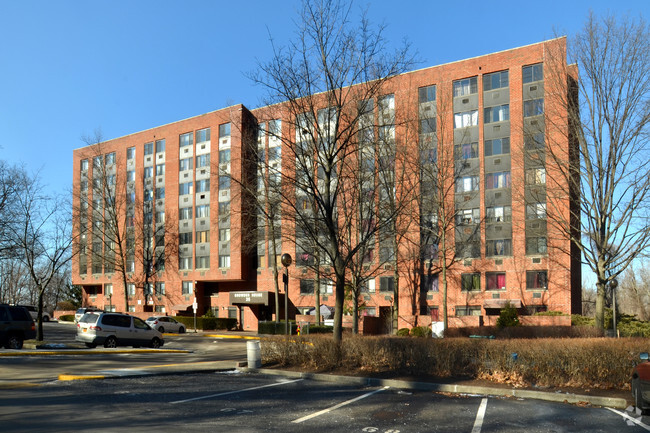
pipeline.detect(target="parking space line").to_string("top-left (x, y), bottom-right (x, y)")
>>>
top-left (292, 386), bottom-right (389, 424)
top-left (170, 378), bottom-right (303, 404)
top-left (606, 408), bottom-right (650, 431)
top-left (471, 398), bottom-right (488, 433)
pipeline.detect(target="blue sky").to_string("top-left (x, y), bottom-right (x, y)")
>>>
top-left (0, 0), bottom-right (647, 195)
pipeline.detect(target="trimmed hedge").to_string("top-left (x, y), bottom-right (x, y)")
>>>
top-left (303, 325), bottom-right (333, 334)
top-left (58, 314), bottom-right (75, 322)
top-left (258, 321), bottom-right (299, 335)
top-left (174, 316), bottom-right (237, 331)
top-left (261, 335), bottom-right (646, 390)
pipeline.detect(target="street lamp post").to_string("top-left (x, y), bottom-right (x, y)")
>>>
top-left (281, 253), bottom-right (292, 335)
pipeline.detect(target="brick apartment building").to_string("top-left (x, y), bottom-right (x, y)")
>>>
top-left (72, 38), bottom-right (581, 332)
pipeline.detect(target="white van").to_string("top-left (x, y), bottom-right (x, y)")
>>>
top-left (76, 312), bottom-right (164, 349)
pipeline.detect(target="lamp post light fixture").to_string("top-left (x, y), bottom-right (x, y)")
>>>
top-left (281, 253), bottom-right (292, 335)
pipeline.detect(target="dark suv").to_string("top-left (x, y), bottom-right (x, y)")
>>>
top-left (0, 304), bottom-right (36, 349)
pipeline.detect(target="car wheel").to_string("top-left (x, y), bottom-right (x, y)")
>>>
top-left (150, 338), bottom-right (162, 349)
top-left (178, 326), bottom-right (185, 334)
top-left (43, 315), bottom-right (50, 322)
top-left (85, 342), bottom-right (96, 348)
top-left (158, 326), bottom-right (165, 333)
top-left (6, 334), bottom-right (23, 350)
top-left (104, 336), bottom-right (117, 348)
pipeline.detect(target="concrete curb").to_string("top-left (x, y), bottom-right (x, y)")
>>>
top-left (0, 349), bottom-right (190, 357)
top-left (244, 367), bottom-right (629, 410)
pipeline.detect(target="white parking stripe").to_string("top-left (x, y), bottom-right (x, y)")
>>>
top-left (292, 386), bottom-right (389, 424)
top-left (170, 378), bottom-right (303, 404)
top-left (471, 398), bottom-right (488, 433)
top-left (606, 408), bottom-right (650, 431)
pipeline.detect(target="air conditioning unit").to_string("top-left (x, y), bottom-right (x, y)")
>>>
top-left (384, 264), bottom-right (392, 270)
top-left (220, 164), bottom-right (228, 171)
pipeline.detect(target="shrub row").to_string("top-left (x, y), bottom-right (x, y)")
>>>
top-left (258, 321), bottom-right (299, 335)
top-left (173, 316), bottom-right (237, 331)
top-left (261, 335), bottom-right (646, 390)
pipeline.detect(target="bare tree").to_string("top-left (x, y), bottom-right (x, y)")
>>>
top-left (11, 175), bottom-right (72, 340)
top-left (545, 14), bottom-right (650, 329)
top-left (75, 131), bottom-right (178, 312)
top-left (249, 0), bottom-right (414, 341)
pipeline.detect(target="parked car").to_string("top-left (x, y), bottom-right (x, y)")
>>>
top-left (146, 316), bottom-right (186, 334)
top-left (76, 312), bottom-right (164, 349)
top-left (0, 304), bottom-right (36, 349)
top-left (74, 307), bottom-right (103, 324)
top-left (632, 352), bottom-right (650, 414)
top-left (19, 305), bottom-right (52, 322)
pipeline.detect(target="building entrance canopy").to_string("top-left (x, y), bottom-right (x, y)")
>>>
top-left (229, 291), bottom-right (271, 306)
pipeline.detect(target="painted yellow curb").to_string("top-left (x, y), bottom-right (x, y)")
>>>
top-left (58, 374), bottom-right (106, 381)
top-left (203, 334), bottom-right (260, 340)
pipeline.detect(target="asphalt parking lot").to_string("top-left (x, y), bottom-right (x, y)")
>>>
top-left (2, 371), bottom-right (649, 432)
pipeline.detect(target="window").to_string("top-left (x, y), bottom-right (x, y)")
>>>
top-left (380, 276), bottom-right (395, 293)
top-left (483, 70), bottom-right (509, 91)
top-left (127, 170), bottom-right (135, 182)
top-left (219, 255), bottom-right (230, 268)
top-left (179, 182), bottom-right (193, 195)
top-left (196, 128), bottom-right (210, 143)
top-left (456, 208), bottom-right (480, 225)
top-left (269, 119), bottom-right (281, 137)
top-left (523, 63), bottom-right (543, 83)
top-left (80, 180), bottom-right (88, 191)
top-left (196, 255), bottom-right (210, 269)
top-left (179, 256), bottom-right (192, 270)
top-left (525, 133), bottom-right (544, 149)
top-left (196, 205), bottom-right (209, 218)
top-left (419, 118), bottom-right (436, 134)
top-left (93, 156), bottom-right (102, 168)
top-left (196, 230), bottom-right (209, 244)
top-left (127, 283), bottom-right (136, 296)
top-left (526, 237), bottom-right (548, 255)
top-left (526, 202), bottom-right (546, 219)
top-left (219, 176), bottom-right (230, 190)
top-left (155, 188), bottom-right (165, 200)
top-left (179, 157), bottom-right (193, 171)
top-left (153, 140), bottom-right (164, 153)
top-left (484, 137), bottom-right (510, 156)
top-left (155, 211), bottom-right (165, 224)
top-left (422, 273), bottom-right (439, 292)
top-left (218, 149), bottom-right (231, 164)
top-left (144, 189), bottom-right (153, 201)
top-left (196, 179), bottom-right (210, 193)
top-left (526, 270), bottom-right (548, 289)
top-left (418, 85), bottom-right (436, 103)
top-left (486, 272), bottom-right (506, 291)
top-left (526, 167), bottom-right (546, 185)
top-left (81, 159), bottom-right (88, 171)
top-left (378, 94), bottom-right (395, 112)
top-left (456, 306), bottom-right (481, 316)
top-left (454, 110), bottom-right (478, 128)
top-left (219, 123), bottom-right (231, 137)
top-left (219, 228), bottom-right (230, 241)
top-left (105, 152), bottom-right (115, 166)
top-left (486, 205), bottom-right (512, 223)
top-left (179, 232), bottom-right (192, 245)
top-left (219, 201), bottom-right (231, 215)
top-left (453, 77), bottom-right (478, 97)
top-left (524, 98), bottom-right (544, 117)
top-left (196, 154), bottom-right (210, 168)
top-left (461, 273), bottom-right (480, 291)
top-left (300, 279), bottom-right (315, 294)
top-left (456, 176), bottom-right (479, 193)
top-left (179, 207), bottom-right (192, 220)
top-left (180, 132), bottom-right (193, 147)
top-left (269, 146), bottom-right (281, 161)
top-left (144, 142), bottom-right (154, 155)
top-left (486, 239), bottom-right (512, 256)
top-left (127, 147), bottom-right (135, 160)
top-left (156, 164), bottom-right (165, 176)
top-left (455, 142), bottom-right (479, 159)
top-left (182, 281), bottom-right (194, 295)
top-left (485, 171), bottom-right (511, 189)
top-left (484, 104), bottom-right (509, 123)
top-left (144, 167), bottom-right (153, 178)
top-left (155, 282), bottom-right (165, 296)
top-left (127, 191), bottom-right (135, 204)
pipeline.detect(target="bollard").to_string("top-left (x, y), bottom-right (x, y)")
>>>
top-left (247, 340), bottom-right (261, 368)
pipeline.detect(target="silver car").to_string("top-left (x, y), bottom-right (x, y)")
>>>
top-left (76, 312), bottom-right (164, 348)
top-left (145, 316), bottom-right (186, 334)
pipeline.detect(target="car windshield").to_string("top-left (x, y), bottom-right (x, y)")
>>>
top-left (146, 317), bottom-right (157, 321)
top-left (79, 313), bottom-right (99, 324)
